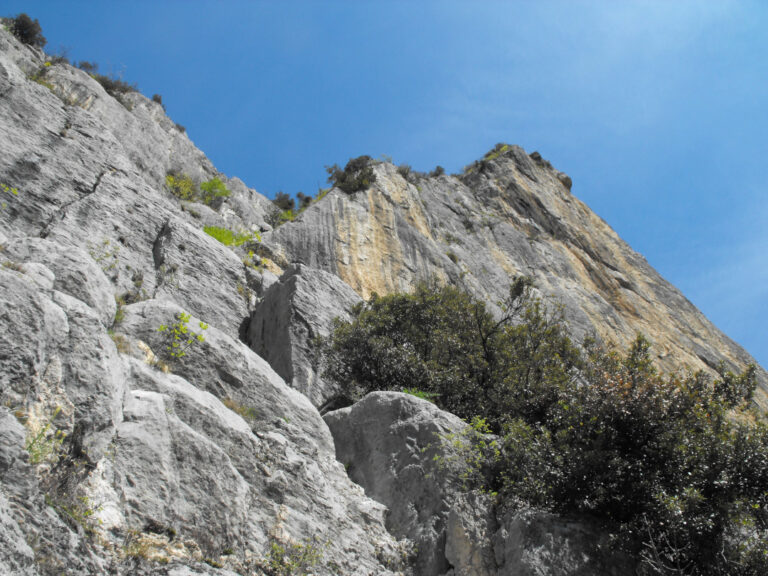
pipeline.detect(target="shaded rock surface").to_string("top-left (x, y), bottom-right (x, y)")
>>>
top-left (247, 263), bottom-right (363, 408)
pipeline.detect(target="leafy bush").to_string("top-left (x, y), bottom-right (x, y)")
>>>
top-left (8, 13), bottom-right (46, 47)
top-left (76, 61), bottom-right (98, 74)
top-left (326, 155), bottom-right (377, 194)
top-left (296, 191), bottom-right (312, 211)
top-left (203, 225), bottom-right (259, 247)
top-left (200, 177), bottom-right (230, 205)
top-left (430, 165), bottom-right (446, 177)
top-left (319, 277), bottom-right (577, 428)
top-left (320, 280), bottom-right (767, 574)
top-left (92, 72), bottom-right (138, 97)
top-left (165, 173), bottom-right (197, 201)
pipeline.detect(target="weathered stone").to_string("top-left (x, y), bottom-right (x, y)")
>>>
top-left (267, 157), bottom-right (767, 409)
top-left (247, 263), bottom-right (363, 408)
top-left (325, 391), bottom-right (495, 576)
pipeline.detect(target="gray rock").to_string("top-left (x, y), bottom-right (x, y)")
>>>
top-left (268, 156), bottom-right (768, 408)
top-left (325, 391), bottom-right (495, 575)
top-left (247, 264), bottom-right (363, 408)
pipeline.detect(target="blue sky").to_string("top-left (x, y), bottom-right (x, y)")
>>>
top-left (6, 1), bottom-right (767, 368)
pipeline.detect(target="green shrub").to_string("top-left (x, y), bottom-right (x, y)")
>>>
top-left (326, 155), bottom-right (377, 194)
top-left (1, 182), bottom-right (18, 210)
top-left (76, 61), bottom-right (98, 74)
top-left (200, 177), bottom-right (231, 205)
top-left (203, 226), bottom-right (259, 247)
top-left (8, 13), bottom-right (46, 47)
top-left (165, 173), bottom-right (197, 201)
top-left (430, 165), bottom-right (445, 177)
top-left (92, 72), bottom-right (138, 97)
top-left (296, 191), bottom-right (312, 211)
top-left (319, 276), bottom-right (576, 427)
top-left (321, 280), bottom-right (767, 574)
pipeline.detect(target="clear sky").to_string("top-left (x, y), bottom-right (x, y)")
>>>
top-left (5, 1), bottom-right (767, 369)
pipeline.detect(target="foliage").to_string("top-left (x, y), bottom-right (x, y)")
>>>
top-left (430, 165), bottom-right (446, 177)
top-left (402, 388), bottom-right (440, 403)
top-left (157, 312), bottom-right (207, 365)
top-left (8, 13), bottom-right (46, 47)
top-left (321, 280), bottom-right (768, 574)
top-left (200, 177), bottom-right (231, 205)
top-left (319, 276), bottom-right (577, 429)
top-left (296, 191), bottom-right (312, 211)
top-left (203, 225), bottom-right (259, 247)
top-left (262, 537), bottom-right (324, 576)
top-left (24, 407), bottom-right (66, 465)
top-left (494, 337), bottom-right (766, 574)
top-left (1, 181), bottom-right (18, 210)
top-left (165, 173), bottom-right (197, 201)
top-left (273, 191), bottom-right (295, 212)
top-left (326, 155), bottom-right (377, 194)
top-left (76, 60), bottom-right (98, 74)
top-left (223, 397), bottom-right (258, 421)
top-left (92, 72), bottom-right (138, 97)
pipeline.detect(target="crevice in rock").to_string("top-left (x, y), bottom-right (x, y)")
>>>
top-left (151, 219), bottom-right (171, 296)
top-left (40, 167), bottom-right (111, 238)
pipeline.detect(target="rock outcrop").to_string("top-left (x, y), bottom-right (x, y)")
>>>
top-left (0, 23), bottom-right (764, 575)
top-left (265, 155), bottom-right (767, 409)
top-left (325, 392), bottom-right (635, 576)
top-left (247, 264), bottom-right (362, 409)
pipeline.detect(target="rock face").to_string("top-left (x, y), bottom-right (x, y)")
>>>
top-left (247, 264), bottom-right (363, 408)
top-left (324, 392), bottom-right (495, 575)
top-left (0, 24), bottom-right (764, 576)
top-left (266, 155), bottom-right (767, 409)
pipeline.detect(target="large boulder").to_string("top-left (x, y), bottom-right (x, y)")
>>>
top-left (324, 391), bottom-right (496, 575)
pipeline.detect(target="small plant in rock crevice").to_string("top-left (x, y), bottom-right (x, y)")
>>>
top-left (156, 311), bottom-right (208, 367)
top-left (203, 226), bottom-right (259, 247)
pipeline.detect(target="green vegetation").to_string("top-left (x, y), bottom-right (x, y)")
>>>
top-left (326, 155), bottom-right (377, 194)
top-left (320, 279), bottom-right (768, 574)
top-left (203, 226), bottom-right (259, 247)
top-left (463, 143), bottom-right (512, 175)
top-left (7, 13), bottom-right (46, 47)
top-left (268, 190), bottom-right (320, 228)
top-left (200, 176), bottom-right (231, 204)
top-left (157, 311), bottom-right (208, 366)
top-left (165, 173), bottom-right (231, 206)
top-left (165, 173), bottom-right (196, 201)
top-left (402, 388), bottom-right (440, 403)
top-left (262, 537), bottom-right (324, 576)
top-left (1, 182), bottom-right (18, 210)
top-left (24, 407), bottom-right (66, 466)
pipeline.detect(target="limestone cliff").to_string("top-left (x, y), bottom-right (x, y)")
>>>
top-left (0, 23), bottom-right (764, 576)
top-left (264, 150), bottom-right (767, 410)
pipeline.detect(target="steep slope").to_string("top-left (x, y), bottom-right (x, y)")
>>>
top-left (0, 28), bottom-right (409, 575)
top-left (1, 22), bottom-right (765, 576)
top-left (264, 150), bottom-right (767, 409)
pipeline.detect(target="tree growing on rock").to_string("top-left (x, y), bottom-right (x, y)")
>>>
top-left (7, 13), bottom-right (46, 48)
